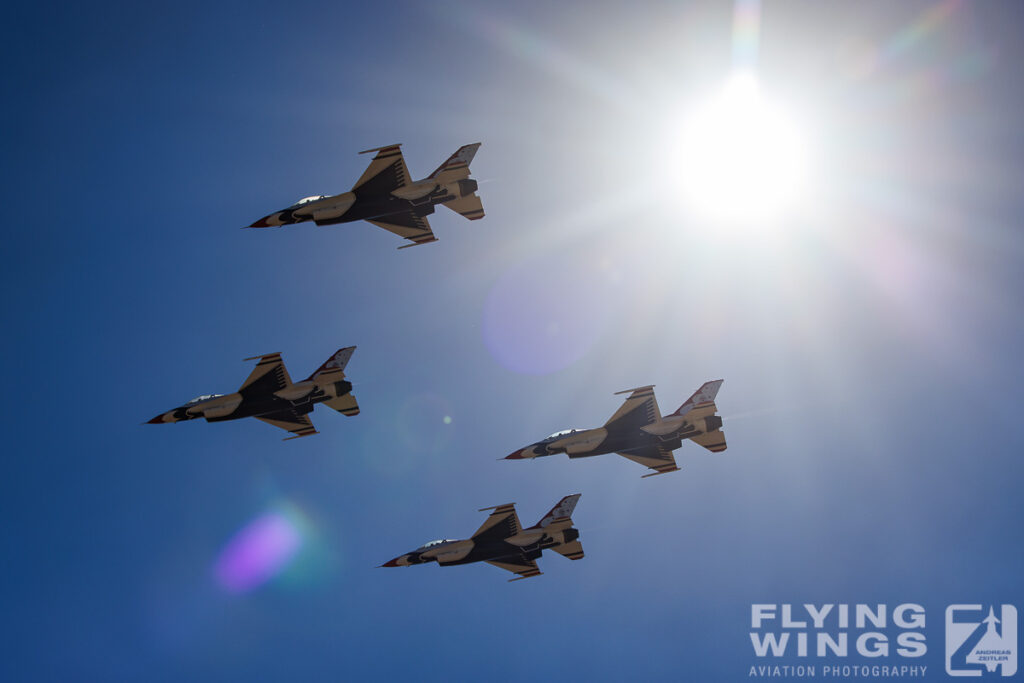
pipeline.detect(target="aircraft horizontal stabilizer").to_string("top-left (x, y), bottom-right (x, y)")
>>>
top-left (323, 394), bottom-right (359, 417)
top-left (552, 540), bottom-right (584, 560)
top-left (691, 430), bottom-right (727, 453)
top-left (440, 194), bottom-right (484, 221)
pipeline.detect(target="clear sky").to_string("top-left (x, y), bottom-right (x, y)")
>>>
top-left (2, 1), bottom-right (1023, 681)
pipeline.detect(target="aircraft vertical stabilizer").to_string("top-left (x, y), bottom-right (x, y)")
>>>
top-left (529, 493), bottom-right (581, 530)
top-left (429, 143), bottom-right (481, 183)
top-left (305, 346), bottom-right (355, 381)
top-left (672, 379), bottom-right (723, 418)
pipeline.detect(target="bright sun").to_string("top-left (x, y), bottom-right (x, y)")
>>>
top-left (676, 72), bottom-right (808, 225)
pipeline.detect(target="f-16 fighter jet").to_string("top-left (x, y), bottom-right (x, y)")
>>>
top-left (147, 347), bottom-right (359, 440)
top-left (506, 381), bottom-right (726, 477)
top-left (381, 494), bottom-right (584, 582)
top-left (248, 143), bottom-right (484, 248)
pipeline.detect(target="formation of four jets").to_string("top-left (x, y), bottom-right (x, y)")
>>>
top-left (149, 143), bottom-right (727, 581)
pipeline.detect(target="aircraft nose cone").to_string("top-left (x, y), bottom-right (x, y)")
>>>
top-left (147, 413), bottom-right (167, 424)
top-left (379, 557), bottom-right (402, 568)
top-left (504, 448), bottom-right (528, 460)
top-left (249, 216), bottom-right (271, 228)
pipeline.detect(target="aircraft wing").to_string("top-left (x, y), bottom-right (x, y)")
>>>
top-left (604, 385), bottom-right (661, 430)
top-left (617, 444), bottom-right (680, 477)
top-left (367, 213), bottom-right (437, 249)
top-left (255, 409), bottom-right (318, 440)
top-left (352, 144), bottom-right (410, 195)
top-left (485, 556), bottom-right (542, 582)
top-left (472, 503), bottom-right (522, 543)
top-left (239, 353), bottom-right (293, 396)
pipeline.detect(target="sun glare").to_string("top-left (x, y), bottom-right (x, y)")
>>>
top-left (676, 72), bottom-right (808, 225)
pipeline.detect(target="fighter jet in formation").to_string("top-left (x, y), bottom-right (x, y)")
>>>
top-left (248, 143), bottom-right (484, 248)
top-left (381, 494), bottom-right (584, 581)
top-left (506, 381), bottom-right (726, 477)
top-left (148, 347), bottom-right (359, 440)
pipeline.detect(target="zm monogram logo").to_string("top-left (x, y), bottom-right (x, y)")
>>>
top-left (946, 605), bottom-right (1017, 677)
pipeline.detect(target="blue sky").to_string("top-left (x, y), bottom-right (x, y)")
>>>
top-left (2, 1), bottom-right (1023, 681)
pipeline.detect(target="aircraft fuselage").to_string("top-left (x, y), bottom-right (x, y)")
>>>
top-left (384, 528), bottom-right (580, 568)
top-left (250, 179), bottom-right (478, 228)
top-left (149, 379), bottom-right (352, 424)
top-left (508, 414), bottom-right (723, 460)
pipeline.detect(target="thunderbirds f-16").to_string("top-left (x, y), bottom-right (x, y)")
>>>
top-left (506, 381), bottom-right (727, 477)
top-left (147, 347), bottom-right (359, 440)
top-left (381, 494), bottom-right (584, 581)
top-left (248, 143), bottom-right (484, 248)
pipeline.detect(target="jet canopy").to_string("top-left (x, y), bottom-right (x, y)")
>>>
top-left (418, 539), bottom-right (456, 550)
top-left (545, 428), bottom-right (579, 440)
top-left (288, 195), bottom-right (327, 208)
top-left (185, 393), bottom-right (223, 405)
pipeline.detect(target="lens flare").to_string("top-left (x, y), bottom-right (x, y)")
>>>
top-left (482, 253), bottom-right (614, 375)
top-left (732, 0), bottom-right (761, 71)
top-left (214, 510), bottom-right (302, 594)
top-left (396, 393), bottom-right (455, 455)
